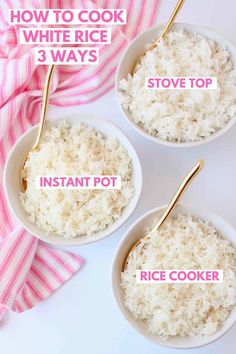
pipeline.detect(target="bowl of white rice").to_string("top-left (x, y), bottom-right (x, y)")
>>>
top-left (3, 114), bottom-right (142, 245)
top-left (116, 23), bottom-right (236, 147)
top-left (111, 204), bottom-right (236, 348)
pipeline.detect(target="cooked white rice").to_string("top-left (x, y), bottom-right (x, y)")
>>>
top-left (119, 29), bottom-right (236, 143)
top-left (21, 121), bottom-right (134, 238)
top-left (121, 214), bottom-right (236, 338)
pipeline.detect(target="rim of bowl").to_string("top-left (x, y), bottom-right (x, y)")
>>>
top-left (115, 22), bottom-right (236, 148)
top-left (3, 114), bottom-right (143, 246)
top-left (110, 204), bottom-right (236, 349)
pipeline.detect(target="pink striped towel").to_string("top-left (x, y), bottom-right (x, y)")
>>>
top-left (0, 0), bottom-right (160, 320)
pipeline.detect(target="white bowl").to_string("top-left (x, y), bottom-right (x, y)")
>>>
top-left (111, 204), bottom-right (236, 349)
top-left (115, 23), bottom-right (236, 147)
top-left (3, 114), bottom-right (142, 246)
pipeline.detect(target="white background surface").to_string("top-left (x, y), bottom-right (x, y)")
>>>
top-left (1, 0), bottom-right (236, 353)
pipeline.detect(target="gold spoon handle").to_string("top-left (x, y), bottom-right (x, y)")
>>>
top-left (32, 64), bottom-right (56, 150)
top-left (151, 159), bottom-right (204, 234)
top-left (123, 159), bottom-right (204, 270)
top-left (133, 0), bottom-right (185, 73)
top-left (159, 0), bottom-right (185, 40)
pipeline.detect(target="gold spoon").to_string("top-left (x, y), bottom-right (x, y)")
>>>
top-left (133, 0), bottom-right (185, 74)
top-left (21, 64), bottom-right (56, 191)
top-left (123, 159), bottom-right (204, 270)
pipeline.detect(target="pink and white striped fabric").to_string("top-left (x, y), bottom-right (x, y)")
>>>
top-left (0, 0), bottom-right (160, 320)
